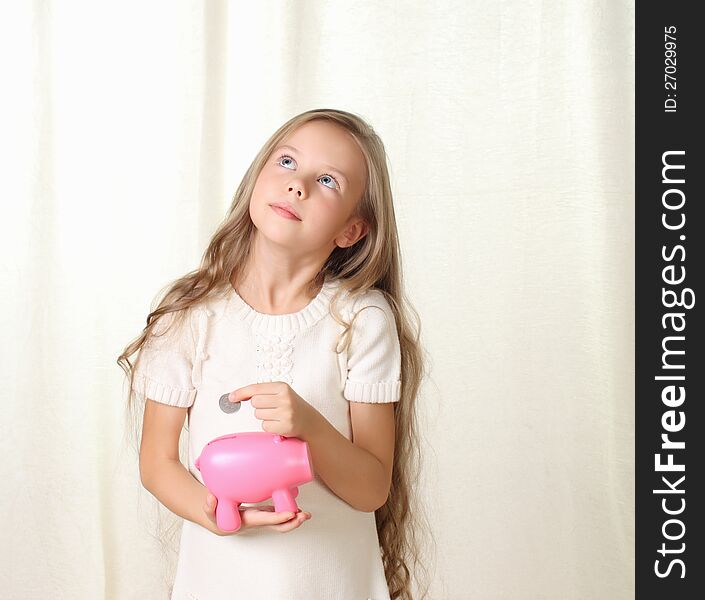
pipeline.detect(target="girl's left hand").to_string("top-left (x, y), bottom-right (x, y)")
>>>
top-left (228, 382), bottom-right (321, 439)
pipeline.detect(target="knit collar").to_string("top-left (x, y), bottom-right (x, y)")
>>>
top-left (225, 275), bottom-right (340, 333)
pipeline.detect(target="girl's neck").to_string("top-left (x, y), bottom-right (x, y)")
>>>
top-left (230, 271), bottom-right (325, 315)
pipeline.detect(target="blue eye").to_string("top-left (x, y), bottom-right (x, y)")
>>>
top-left (277, 155), bottom-right (340, 190)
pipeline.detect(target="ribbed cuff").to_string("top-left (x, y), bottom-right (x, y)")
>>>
top-left (343, 379), bottom-right (401, 403)
top-left (133, 374), bottom-right (197, 408)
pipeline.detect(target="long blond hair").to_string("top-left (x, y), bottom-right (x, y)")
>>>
top-left (117, 108), bottom-right (435, 599)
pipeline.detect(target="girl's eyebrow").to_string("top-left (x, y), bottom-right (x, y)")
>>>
top-left (275, 144), bottom-right (349, 187)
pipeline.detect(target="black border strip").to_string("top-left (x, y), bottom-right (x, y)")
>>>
top-left (636, 3), bottom-right (703, 598)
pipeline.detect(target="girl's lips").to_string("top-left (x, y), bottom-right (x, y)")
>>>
top-left (270, 205), bottom-right (301, 221)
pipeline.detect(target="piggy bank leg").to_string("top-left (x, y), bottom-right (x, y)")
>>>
top-left (271, 488), bottom-right (299, 513)
top-left (215, 498), bottom-right (242, 532)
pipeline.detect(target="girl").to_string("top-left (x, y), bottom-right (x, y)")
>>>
top-left (118, 109), bottom-right (433, 600)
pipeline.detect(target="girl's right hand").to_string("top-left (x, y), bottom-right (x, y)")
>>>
top-left (203, 492), bottom-right (311, 536)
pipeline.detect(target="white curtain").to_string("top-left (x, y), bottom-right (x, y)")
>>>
top-left (0, 1), bottom-right (634, 598)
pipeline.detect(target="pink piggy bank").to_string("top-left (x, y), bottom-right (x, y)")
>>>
top-left (195, 431), bottom-right (314, 532)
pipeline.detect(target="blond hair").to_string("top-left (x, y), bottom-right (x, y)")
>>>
top-left (117, 108), bottom-right (435, 599)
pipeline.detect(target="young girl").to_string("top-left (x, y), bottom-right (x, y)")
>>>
top-left (118, 109), bottom-right (433, 600)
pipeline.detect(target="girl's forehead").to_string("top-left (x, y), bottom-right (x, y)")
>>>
top-left (282, 122), bottom-right (362, 162)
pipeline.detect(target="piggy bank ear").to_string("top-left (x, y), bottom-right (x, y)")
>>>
top-left (195, 456), bottom-right (201, 470)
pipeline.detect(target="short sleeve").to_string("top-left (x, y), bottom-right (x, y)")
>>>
top-left (343, 292), bottom-right (402, 403)
top-left (131, 308), bottom-right (197, 408)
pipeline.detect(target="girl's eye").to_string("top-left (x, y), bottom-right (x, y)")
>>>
top-left (277, 155), bottom-right (340, 190)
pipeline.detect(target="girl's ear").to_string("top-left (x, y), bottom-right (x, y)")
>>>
top-left (336, 219), bottom-right (369, 248)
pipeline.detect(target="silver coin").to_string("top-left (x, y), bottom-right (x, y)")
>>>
top-left (219, 393), bottom-right (241, 414)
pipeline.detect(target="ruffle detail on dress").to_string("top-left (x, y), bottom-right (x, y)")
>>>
top-left (255, 330), bottom-right (296, 385)
top-left (192, 306), bottom-right (214, 387)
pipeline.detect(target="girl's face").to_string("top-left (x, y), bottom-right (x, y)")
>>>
top-left (249, 120), bottom-right (368, 254)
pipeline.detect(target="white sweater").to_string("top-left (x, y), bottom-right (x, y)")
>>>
top-left (133, 275), bottom-right (402, 600)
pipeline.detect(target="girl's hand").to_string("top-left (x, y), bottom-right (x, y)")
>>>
top-left (203, 492), bottom-right (311, 536)
top-left (228, 382), bottom-right (322, 439)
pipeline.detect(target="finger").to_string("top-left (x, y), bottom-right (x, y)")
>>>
top-left (275, 511), bottom-right (309, 526)
top-left (230, 382), bottom-right (281, 403)
top-left (228, 387), bottom-right (255, 402)
top-left (203, 494), bottom-right (217, 514)
top-left (227, 389), bottom-right (253, 404)
top-left (242, 508), bottom-right (290, 526)
top-left (271, 511), bottom-right (296, 523)
top-left (250, 398), bottom-right (280, 410)
top-left (271, 512), bottom-right (309, 533)
top-left (271, 515), bottom-right (301, 532)
top-left (253, 407), bottom-right (280, 419)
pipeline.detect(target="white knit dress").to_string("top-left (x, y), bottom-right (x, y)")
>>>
top-left (132, 276), bottom-right (402, 600)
